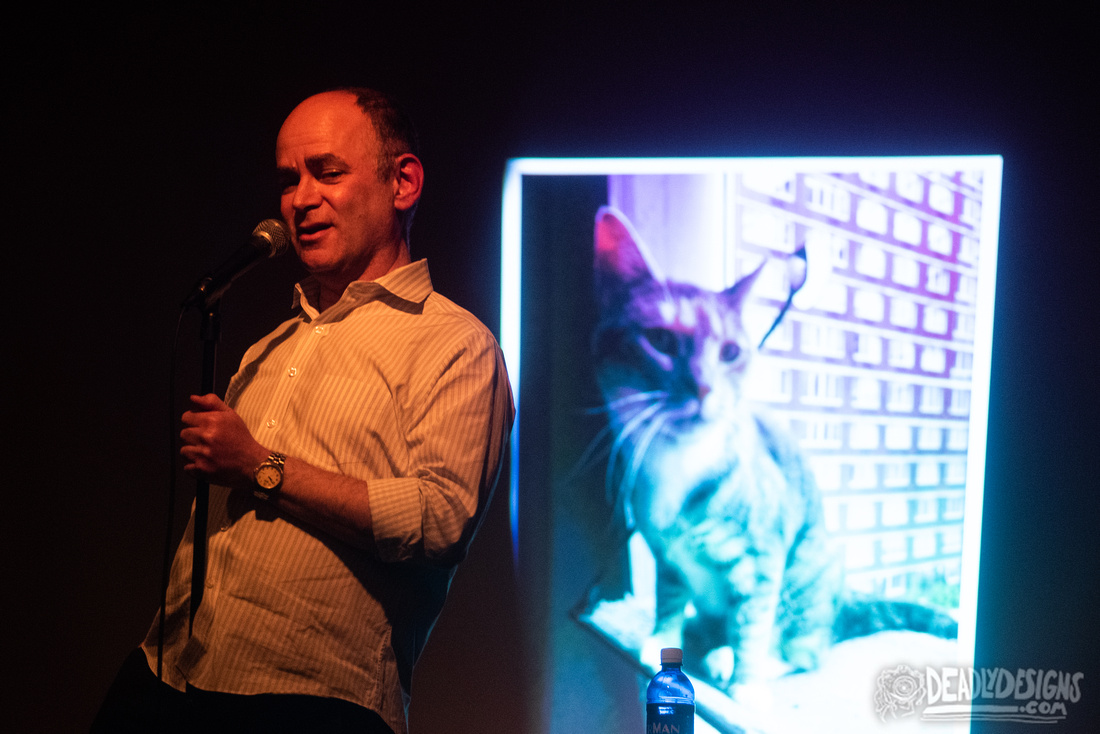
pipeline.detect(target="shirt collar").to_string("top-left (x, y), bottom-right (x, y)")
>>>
top-left (292, 259), bottom-right (434, 320)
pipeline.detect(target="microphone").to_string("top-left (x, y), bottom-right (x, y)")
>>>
top-left (183, 219), bottom-right (291, 309)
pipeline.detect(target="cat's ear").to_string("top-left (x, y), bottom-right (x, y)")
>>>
top-left (594, 206), bottom-right (664, 289)
top-left (722, 260), bottom-right (766, 307)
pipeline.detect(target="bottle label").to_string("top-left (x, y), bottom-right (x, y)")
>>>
top-left (645, 703), bottom-right (694, 734)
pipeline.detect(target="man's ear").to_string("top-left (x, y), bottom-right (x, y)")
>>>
top-left (393, 153), bottom-right (424, 212)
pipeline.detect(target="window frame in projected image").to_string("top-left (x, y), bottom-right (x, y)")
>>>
top-left (501, 156), bottom-right (1002, 734)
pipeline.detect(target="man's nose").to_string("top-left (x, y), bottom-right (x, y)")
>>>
top-left (292, 175), bottom-right (321, 210)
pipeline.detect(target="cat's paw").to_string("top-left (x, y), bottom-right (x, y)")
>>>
top-left (703, 645), bottom-right (735, 688)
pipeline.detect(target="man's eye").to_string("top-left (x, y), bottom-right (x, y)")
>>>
top-left (319, 169), bottom-right (344, 181)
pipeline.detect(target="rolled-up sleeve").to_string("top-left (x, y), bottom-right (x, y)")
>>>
top-left (369, 328), bottom-right (513, 566)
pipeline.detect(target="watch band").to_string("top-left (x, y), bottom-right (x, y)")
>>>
top-left (253, 451), bottom-right (287, 501)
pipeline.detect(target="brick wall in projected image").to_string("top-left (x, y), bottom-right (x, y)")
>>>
top-left (735, 168), bottom-right (987, 607)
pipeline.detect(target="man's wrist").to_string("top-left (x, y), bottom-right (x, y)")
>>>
top-left (253, 451), bottom-right (287, 501)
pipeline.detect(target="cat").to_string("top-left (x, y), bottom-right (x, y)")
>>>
top-left (589, 206), bottom-right (956, 701)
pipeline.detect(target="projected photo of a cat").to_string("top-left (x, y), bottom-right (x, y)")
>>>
top-left (579, 206), bottom-right (957, 713)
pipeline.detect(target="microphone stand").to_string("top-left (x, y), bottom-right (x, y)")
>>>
top-left (190, 298), bottom-right (219, 630)
top-left (176, 219), bottom-right (287, 633)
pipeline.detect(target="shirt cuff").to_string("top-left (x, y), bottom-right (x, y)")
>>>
top-left (366, 476), bottom-right (424, 563)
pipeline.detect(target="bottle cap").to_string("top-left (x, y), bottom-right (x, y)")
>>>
top-left (660, 647), bottom-right (683, 665)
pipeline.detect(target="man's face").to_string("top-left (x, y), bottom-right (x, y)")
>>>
top-left (276, 92), bottom-right (401, 285)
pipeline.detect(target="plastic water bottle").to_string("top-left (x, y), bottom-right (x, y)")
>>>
top-left (646, 647), bottom-right (695, 734)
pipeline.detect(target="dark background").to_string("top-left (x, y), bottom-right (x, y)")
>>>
top-left (7, 3), bottom-right (1097, 732)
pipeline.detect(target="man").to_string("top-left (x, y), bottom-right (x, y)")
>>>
top-left (93, 88), bottom-right (513, 733)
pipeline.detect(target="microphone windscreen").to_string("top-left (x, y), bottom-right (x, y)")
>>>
top-left (252, 219), bottom-right (291, 256)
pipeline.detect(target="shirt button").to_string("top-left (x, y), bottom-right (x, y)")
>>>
top-left (287, 367), bottom-right (298, 377)
top-left (266, 418), bottom-right (277, 428)
top-left (314, 325), bottom-right (326, 335)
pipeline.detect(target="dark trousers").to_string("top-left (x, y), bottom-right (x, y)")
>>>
top-left (92, 649), bottom-right (394, 734)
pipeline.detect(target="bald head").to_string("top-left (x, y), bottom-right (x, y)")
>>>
top-left (280, 88), bottom-right (419, 180)
top-left (276, 90), bottom-right (424, 304)
top-left (280, 87), bottom-right (421, 235)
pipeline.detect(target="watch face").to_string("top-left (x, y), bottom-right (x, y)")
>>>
top-left (256, 465), bottom-right (282, 490)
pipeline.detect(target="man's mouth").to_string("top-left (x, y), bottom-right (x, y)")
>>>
top-left (297, 223), bottom-right (331, 243)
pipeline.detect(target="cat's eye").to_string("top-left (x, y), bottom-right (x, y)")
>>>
top-left (720, 342), bottom-right (742, 362)
top-left (642, 328), bottom-right (678, 357)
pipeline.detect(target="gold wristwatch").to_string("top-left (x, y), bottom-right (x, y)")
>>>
top-left (253, 451), bottom-right (286, 501)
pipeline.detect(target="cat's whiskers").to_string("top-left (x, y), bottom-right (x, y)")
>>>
top-left (600, 389), bottom-right (668, 415)
top-left (567, 391), bottom-right (667, 483)
top-left (607, 399), bottom-right (666, 525)
top-left (562, 422), bottom-right (616, 484)
top-left (606, 399), bottom-right (664, 489)
top-left (622, 408), bottom-right (672, 516)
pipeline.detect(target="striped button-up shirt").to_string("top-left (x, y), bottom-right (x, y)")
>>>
top-left (142, 259), bottom-right (513, 734)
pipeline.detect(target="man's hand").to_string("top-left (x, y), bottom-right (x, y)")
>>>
top-left (180, 394), bottom-right (268, 489)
